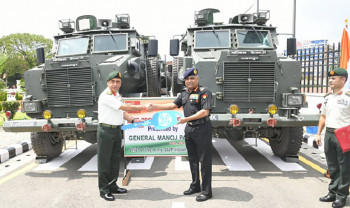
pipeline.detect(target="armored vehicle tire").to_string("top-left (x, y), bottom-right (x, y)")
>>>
top-left (146, 57), bottom-right (161, 97)
top-left (78, 131), bottom-right (97, 144)
top-left (171, 57), bottom-right (183, 96)
top-left (31, 132), bottom-right (63, 161)
top-left (225, 128), bottom-right (244, 141)
top-left (269, 127), bottom-right (303, 157)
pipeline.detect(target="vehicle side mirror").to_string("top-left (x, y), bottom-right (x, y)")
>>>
top-left (36, 47), bottom-right (45, 64)
top-left (170, 39), bottom-right (179, 56)
top-left (148, 39), bottom-right (158, 57)
top-left (287, 38), bottom-right (297, 56)
top-left (168, 64), bottom-right (172, 72)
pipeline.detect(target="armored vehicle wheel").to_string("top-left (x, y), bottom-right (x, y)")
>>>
top-left (146, 57), bottom-right (161, 97)
top-left (269, 127), bottom-right (303, 157)
top-left (171, 57), bottom-right (183, 95)
top-left (31, 132), bottom-right (63, 161)
top-left (77, 131), bottom-right (97, 144)
top-left (225, 128), bottom-right (244, 141)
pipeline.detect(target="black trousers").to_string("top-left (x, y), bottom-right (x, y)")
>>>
top-left (184, 121), bottom-right (212, 195)
top-left (97, 125), bottom-right (122, 194)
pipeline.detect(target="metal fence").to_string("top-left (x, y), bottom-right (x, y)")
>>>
top-left (296, 43), bottom-right (341, 93)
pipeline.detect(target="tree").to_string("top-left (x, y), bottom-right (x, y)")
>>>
top-left (0, 33), bottom-right (52, 78)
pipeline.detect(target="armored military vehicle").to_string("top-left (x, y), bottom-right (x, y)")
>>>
top-left (3, 14), bottom-right (167, 160)
top-left (170, 8), bottom-right (320, 159)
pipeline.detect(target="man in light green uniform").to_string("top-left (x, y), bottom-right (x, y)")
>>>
top-left (316, 68), bottom-right (350, 208)
top-left (98, 71), bottom-right (150, 201)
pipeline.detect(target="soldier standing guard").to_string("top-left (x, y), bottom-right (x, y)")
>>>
top-left (97, 71), bottom-right (150, 201)
top-left (151, 67), bottom-right (213, 202)
top-left (316, 68), bottom-right (350, 208)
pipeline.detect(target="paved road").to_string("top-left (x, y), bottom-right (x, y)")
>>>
top-left (0, 137), bottom-right (341, 208)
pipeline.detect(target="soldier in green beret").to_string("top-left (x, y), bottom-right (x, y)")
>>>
top-left (97, 71), bottom-right (151, 201)
top-left (316, 67), bottom-right (350, 208)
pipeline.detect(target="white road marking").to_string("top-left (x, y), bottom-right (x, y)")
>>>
top-left (212, 138), bottom-right (254, 171)
top-left (175, 156), bottom-right (190, 171)
top-left (244, 138), bottom-right (306, 171)
top-left (78, 155), bottom-right (97, 172)
top-left (35, 141), bottom-right (91, 171)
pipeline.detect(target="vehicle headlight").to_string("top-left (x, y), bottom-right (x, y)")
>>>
top-left (77, 109), bottom-right (86, 119)
top-left (43, 110), bottom-right (52, 120)
top-left (268, 104), bottom-right (278, 115)
top-left (229, 104), bottom-right (239, 115)
top-left (288, 95), bottom-right (303, 106)
top-left (23, 102), bottom-right (36, 112)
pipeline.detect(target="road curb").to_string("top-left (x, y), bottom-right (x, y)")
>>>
top-left (0, 141), bottom-right (32, 163)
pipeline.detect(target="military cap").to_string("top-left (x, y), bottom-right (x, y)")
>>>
top-left (106, 71), bottom-right (122, 81)
top-left (328, 67), bottom-right (348, 78)
top-left (183, 67), bottom-right (198, 79)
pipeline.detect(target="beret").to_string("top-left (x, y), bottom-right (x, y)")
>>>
top-left (106, 71), bottom-right (122, 81)
top-left (328, 67), bottom-right (348, 77)
top-left (183, 67), bottom-right (198, 79)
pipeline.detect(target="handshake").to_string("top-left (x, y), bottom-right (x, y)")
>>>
top-left (144, 103), bottom-right (154, 112)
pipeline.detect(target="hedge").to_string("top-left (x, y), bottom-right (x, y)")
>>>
top-left (1, 101), bottom-right (20, 119)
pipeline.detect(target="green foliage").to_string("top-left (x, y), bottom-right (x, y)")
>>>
top-left (1, 100), bottom-right (20, 119)
top-left (0, 33), bottom-right (53, 77)
top-left (0, 91), bottom-right (7, 101)
top-left (19, 78), bottom-right (25, 91)
top-left (0, 53), bottom-right (7, 75)
top-left (15, 91), bottom-right (23, 100)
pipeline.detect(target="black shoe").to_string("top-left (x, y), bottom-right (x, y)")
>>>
top-left (110, 187), bottom-right (127, 194)
top-left (100, 193), bottom-right (115, 201)
top-left (196, 193), bottom-right (212, 202)
top-left (183, 188), bottom-right (201, 195)
top-left (332, 199), bottom-right (346, 208)
top-left (319, 195), bottom-right (336, 202)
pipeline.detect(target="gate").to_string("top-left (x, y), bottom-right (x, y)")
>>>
top-left (296, 43), bottom-right (341, 93)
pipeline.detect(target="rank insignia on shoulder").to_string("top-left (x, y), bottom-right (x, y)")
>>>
top-left (202, 94), bottom-right (207, 99)
top-left (346, 91), bottom-right (350, 97)
top-left (107, 91), bottom-right (112, 95)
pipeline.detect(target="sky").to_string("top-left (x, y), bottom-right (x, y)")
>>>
top-left (0, 0), bottom-right (349, 61)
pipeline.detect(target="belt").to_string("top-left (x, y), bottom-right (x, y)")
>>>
top-left (99, 123), bottom-right (121, 128)
top-left (326, 127), bottom-right (336, 133)
top-left (187, 117), bottom-right (210, 126)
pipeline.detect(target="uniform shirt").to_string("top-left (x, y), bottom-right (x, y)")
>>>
top-left (321, 87), bottom-right (350, 129)
top-left (98, 87), bottom-right (124, 125)
top-left (174, 86), bottom-right (212, 117)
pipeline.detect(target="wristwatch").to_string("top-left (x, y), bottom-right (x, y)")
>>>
top-left (131, 118), bottom-right (135, 124)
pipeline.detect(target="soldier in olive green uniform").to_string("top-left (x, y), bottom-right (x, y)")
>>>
top-left (98, 71), bottom-right (150, 201)
top-left (316, 68), bottom-right (350, 208)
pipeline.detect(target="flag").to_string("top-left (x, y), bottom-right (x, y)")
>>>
top-left (340, 28), bottom-right (350, 69)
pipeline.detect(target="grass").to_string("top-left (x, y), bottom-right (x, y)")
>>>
top-left (0, 111), bottom-right (31, 126)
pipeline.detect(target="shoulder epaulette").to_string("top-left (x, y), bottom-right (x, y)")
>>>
top-left (345, 91), bottom-right (350, 97)
top-left (200, 87), bottom-right (206, 91)
top-left (324, 93), bottom-right (331, 98)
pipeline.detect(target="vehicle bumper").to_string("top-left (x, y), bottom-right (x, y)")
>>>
top-left (210, 113), bottom-right (320, 128)
top-left (2, 117), bottom-right (98, 132)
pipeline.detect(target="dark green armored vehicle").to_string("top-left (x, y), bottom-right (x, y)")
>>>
top-left (170, 8), bottom-right (320, 159)
top-left (3, 14), bottom-right (166, 160)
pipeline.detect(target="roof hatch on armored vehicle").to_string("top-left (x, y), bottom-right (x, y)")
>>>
top-left (194, 8), bottom-right (220, 26)
top-left (76, 15), bottom-right (98, 31)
